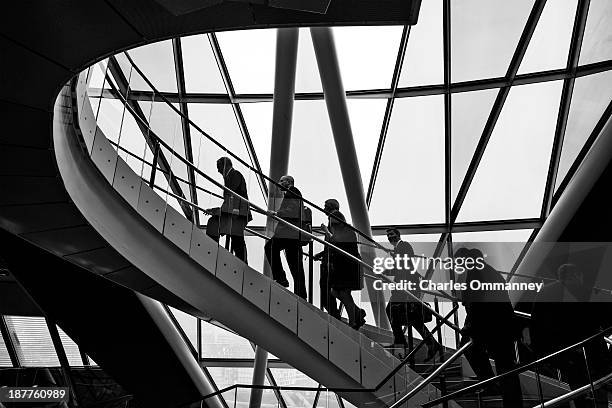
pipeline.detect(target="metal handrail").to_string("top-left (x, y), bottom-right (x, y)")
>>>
top-left (422, 326), bottom-right (612, 408)
top-left (149, 179), bottom-right (458, 331)
top-left (90, 73), bottom-right (457, 331)
top-left (191, 305), bottom-right (461, 404)
top-left (108, 138), bottom-right (459, 306)
top-left (532, 371), bottom-right (612, 408)
top-left (388, 340), bottom-right (474, 408)
top-left (118, 53), bottom-right (393, 255)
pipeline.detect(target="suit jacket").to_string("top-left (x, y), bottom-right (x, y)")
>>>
top-left (219, 168), bottom-right (251, 219)
top-left (462, 264), bottom-right (515, 339)
top-left (273, 186), bottom-right (303, 239)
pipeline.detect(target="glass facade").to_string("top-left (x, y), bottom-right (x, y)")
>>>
top-left (4, 2), bottom-right (612, 407)
top-left (77, 7), bottom-right (612, 404)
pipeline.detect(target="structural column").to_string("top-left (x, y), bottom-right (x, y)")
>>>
top-left (310, 27), bottom-right (390, 330)
top-left (511, 112), bottom-right (612, 303)
top-left (250, 27), bottom-right (299, 408)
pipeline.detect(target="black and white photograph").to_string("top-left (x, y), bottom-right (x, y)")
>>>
top-left (1, 1), bottom-right (612, 407)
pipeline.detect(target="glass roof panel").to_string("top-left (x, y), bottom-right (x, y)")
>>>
top-left (144, 102), bottom-right (186, 159)
top-left (295, 28), bottom-right (323, 93)
top-left (0, 329), bottom-right (11, 367)
top-left (398, 0), bottom-right (443, 87)
top-left (451, 229), bottom-right (533, 274)
top-left (88, 59), bottom-right (109, 90)
top-left (240, 102), bottom-right (272, 178)
top-left (117, 107), bottom-right (154, 178)
top-left (180, 34), bottom-right (227, 93)
top-left (369, 95), bottom-right (445, 225)
top-left (169, 307), bottom-right (198, 351)
top-left (201, 322), bottom-right (255, 358)
top-left (5, 316), bottom-right (60, 367)
top-left (288, 100), bottom-right (350, 227)
top-left (457, 80), bottom-right (563, 222)
top-left (451, 0), bottom-right (535, 82)
top-left (555, 69), bottom-right (612, 192)
top-left (333, 26), bottom-right (403, 91)
top-left (518, 0), bottom-right (577, 74)
top-left (125, 40), bottom-right (177, 92)
top-left (152, 170), bottom-right (184, 214)
top-left (579, 0), bottom-right (612, 65)
top-left (57, 326), bottom-right (83, 366)
top-left (270, 368), bottom-right (318, 408)
top-left (346, 98), bottom-right (388, 189)
top-left (97, 98), bottom-right (125, 145)
top-left (451, 88), bottom-right (499, 204)
top-left (315, 392), bottom-right (341, 408)
top-left (216, 29), bottom-right (276, 94)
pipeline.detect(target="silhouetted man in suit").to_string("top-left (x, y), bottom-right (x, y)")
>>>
top-left (264, 175), bottom-right (307, 299)
top-left (205, 157), bottom-right (251, 263)
top-left (457, 247), bottom-right (522, 408)
top-left (314, 198), bottom-right (341, 318)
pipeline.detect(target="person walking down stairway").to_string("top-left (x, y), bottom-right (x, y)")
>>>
top-left (383, 228), bottom-right (441, 360)
top-left (457, 247), bottom-right (523, 408)
top-left (320, 209), bottom-right (366, 330)
top-left (205, 157), bottom-right (251, 263)
top-left (264, 175), bottom-right (307, 299)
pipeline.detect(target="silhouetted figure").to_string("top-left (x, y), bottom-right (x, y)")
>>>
top-left (265, 175), bottom-right (307, 299)
top-left (314, 198), bottom-right (341, 319)
top-left (321, 210), bottom-right (365, 330)
top-left (457, 247), bottom-right (523, 408)
top-left (531, 264), bottom-right (609, 408)
top-left (383, 228), bottom-right (441, 360)
top-left (205, 157), bottom-right (251, 263)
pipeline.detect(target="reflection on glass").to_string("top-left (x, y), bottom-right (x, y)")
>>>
top-left (457, 80), bottom-right (562, 222)
top-left (208, 367), bottom-right (277, 408)
top-left (147, 102), bottom-right (185, 159)
top-left (270, 368), bottom-right (317, 408)
top-left (116, 107), bottom-right (153, 177)
top-left (97, 98), bottom-right (125, 144)
top-left (451, 0), bottom-right (534, 82)
top-left (579, 0), bottom-right (612, 65)
top-left (57, 326), bottom-right (83, 366)
top-left (4, 316), bottom-right (60, 367)
top-left (369, 95), bottom-right (445, 225)
top-left (451, 230), bottom-right (533, 273)
top-left (315, 392), bottom-right (341, 408)
top-left (0, 331), bottom-right (12, 366)
top-left (451, 88), bottom-right (499, 204)
top-left (201, 322), bottom-right (255, 359)
top-left (126, 40), bottom-right (177, 92)
top-left (333, 26), bottom-right (403, 91)
top-left (217, 29), bottom-right (276, 94)
top-left (518, 0), bottom-right (577, 74)
top-left (169, 307), bottom-right (198, 351)
top-left (180, 34), bottom-right (227, 93)
top-left (398, 0), bottom-right (443, 87)
top-left (555, 70), bottom-right (612, 192)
